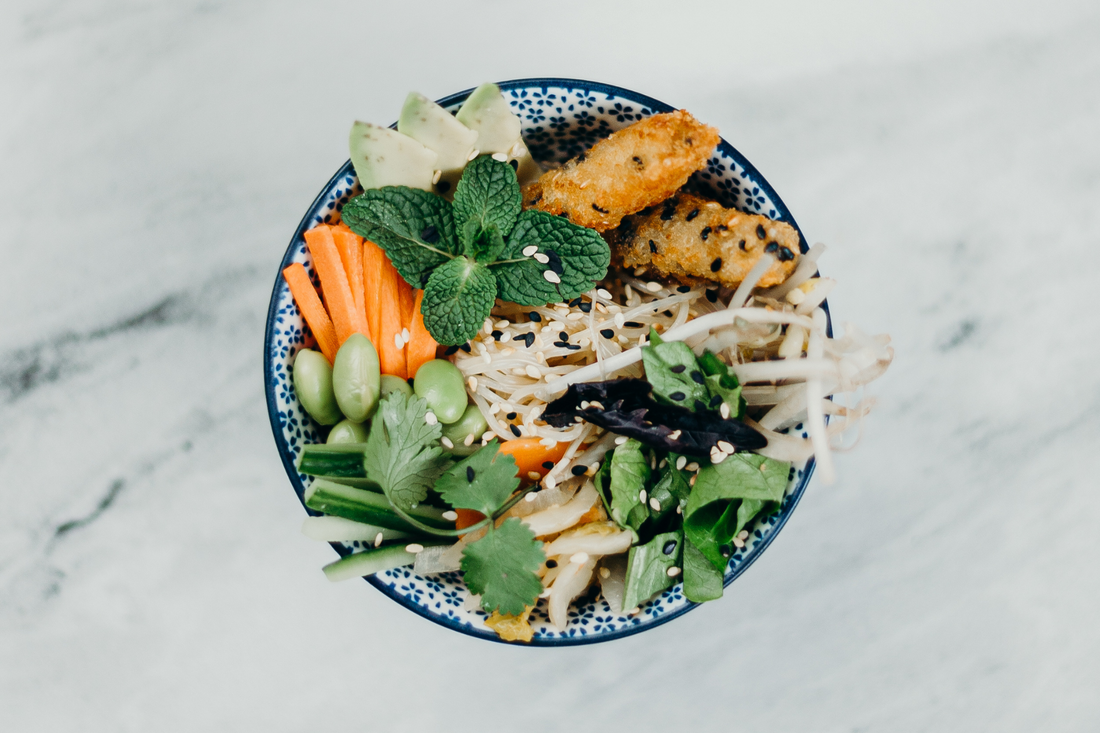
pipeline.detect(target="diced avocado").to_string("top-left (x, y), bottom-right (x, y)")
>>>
top-left (398, 92), bottom-right (478, 197)
top-left (349, 121), bottom-right (438, 191)
top-left (456, 83), bottom-right (542, 185)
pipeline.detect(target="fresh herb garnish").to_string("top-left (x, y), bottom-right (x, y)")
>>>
top-left (461, 517), bottom-right (545, 616)
top-left (342, 156), bottom-right (610, 345)
top-left (434, 438), bottom-right (519, 516)
top-left (363, 392), bottom-right (454, 512)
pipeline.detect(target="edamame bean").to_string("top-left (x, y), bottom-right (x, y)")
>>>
top-left (293, 348), bottom-right (343, 426)
top-left (380, 373), bottom-right (413, 401)
top-left (332, 333), bottom-right (381, 423)
top-left (440, 404), bottom-right (489, 456)
top-left (413, 359), bottom-right (467, 424)
top-left (327, 418), bottom-right (369, 444)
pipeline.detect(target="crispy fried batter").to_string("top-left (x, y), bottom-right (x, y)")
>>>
top-left (522, 110), bottom-right (719, 232)
top-left (606, 192), bottom-right (800, 289)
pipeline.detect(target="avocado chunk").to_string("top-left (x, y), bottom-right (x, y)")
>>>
top-left (456, 83), bottom-right (542, 185)
top-left (398, 92), bottom-right (479, 198)
top-left (349, 121), bottom-right (438, 191)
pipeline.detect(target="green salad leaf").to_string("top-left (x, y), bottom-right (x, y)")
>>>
top-left (363, 392), bottom-right (453, 512)
top-left (697, 350), bottom-right (746, 418)
top-left (621, 530), bottom-right (682, 611)
top-left (461, 517), bottom-right (545, 616)
top-left (682, 535), bottom-right (724, 602)
top-left (684, 453), bottom-right (790, 517)
top-left (607, 438), bottom-right (651, 532)
top-left (641, 339), bottom-right (711, 411)
top-left (435, 439), bottom-right (520, 517)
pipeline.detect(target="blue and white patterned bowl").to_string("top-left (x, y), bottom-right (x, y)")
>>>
top-left (264, 78), bottom-right (824, 645)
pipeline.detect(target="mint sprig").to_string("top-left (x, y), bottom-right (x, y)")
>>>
top-left (342, 156), bottom-right (610, 345)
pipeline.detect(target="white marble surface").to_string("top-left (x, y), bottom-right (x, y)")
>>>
top-left (2, 2), bottom-right (1099, 730)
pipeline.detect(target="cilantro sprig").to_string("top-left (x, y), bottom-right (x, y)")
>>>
top-left (342, 156), bottom-right (610, 345)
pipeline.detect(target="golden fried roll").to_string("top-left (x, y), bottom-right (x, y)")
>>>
top-left (523, 110), bottom-right (719, 232)
top-left (608, 192), bottom-right (800, 288)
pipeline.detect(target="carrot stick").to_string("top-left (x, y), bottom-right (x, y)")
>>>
top-left (362, 239), bottom-right (386, 347)
top-left (331, 227), bottom-right (366, 340)
top-left (376, 257), bottom-right (407, 379)
top-left (397, 275), bottom-right (415, 330)
top-left (498, 439), bottom-right (569, 480)
top-left (405, 289), bottom-right (439, 380)
top-left (454, 508), bottom-right (484, 531)
top-left (282, 263), bottom-right (339, 364)
top-left (303, 225), bottom-right (368, 345)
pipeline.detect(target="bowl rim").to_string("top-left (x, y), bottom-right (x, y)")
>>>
top-left (264, 77), bottom-right (824, 646)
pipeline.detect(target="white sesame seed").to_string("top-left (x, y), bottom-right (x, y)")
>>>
top-left (490, 403), bottom-right (501, 414)
top-left (567, 312), bottom-right (585, 321)
top-left (525, 492), bottom-right (538, 502)
top-left (675, 456), bottom-right (687, 470)
top-left (615, 436), bottom-right (628, 445)
top-left (467, 376), bottom-right (478, 392)
top-left (544, 474), bottom-right (557, 489)
top-left (374, 532), bottom-right (383, 547)
top-left (624, 284), bottom-right (634, 301)
top-left (483, 319), bottom-right (492, 334)
top-left (432, 169), bottom-right (442, 184)
top-left (614, 313), bottom-right (626, 328)
top-left (425, 412), bottom-right (438, 425)
top-left (495, 319), bottom-right (510, 329)
top-left (533, 252), bottom-right (550, 264)
top-left (570, 552), bottom-right (589, 564)
top-left (669, 430), bottom-right (682, 441)
top-left (597, 288), bottom-right (613, 300)
top-left (467, 148), bottom-right (480, 161)
top-left (402, 328), bottom-right (411, 342)
top-left (649, 497), bottom-right (661, 511)
top-left (586, 463), bottom-right (599, 476)
top-left (686, 462), bottom-right (700, 472)
top-left (712, 450), bottom-right (728, 464)
top-left (541, 437), bottom-right (557, 447)
top-left (599, 567), bottom-right (611, 579)
top-left (676, 505), bottom-right (682, 514)
top-left (491, 152), bottom-right (508, 162)
top-left (639, 489), bottom-right (647, 504)
top-left (441, 510), bottom-right (458, 521)
top-left (509, 142), bottom-right (523, 158)
top-left (633, 267), bottom-right (647, 277)
top-left (580, 400), bottom-right (590, 410)
top-left (785, 288), bottom-right (806, 305)
top-left (483, 353), bottom-right (492, 365)
top-left (720, 402), bottom-right (731, 419)
top-left (481, 431), bottom-right (495, 442)
top-left (659, 459), bottom-right (668, 469)
top-left (441, 437), bottom-right (454, 449)
top-left (394, 333), bottom-right (404, 349)
top-left (543, 270), bottom-right (561, 284)
top-left (732, 537), bottom-right (745, 548)
top-left (645, 281), bottom-right (662, 292)
top-left (525, 365), bottom-right (541, 379)
top-left (527, 471), bottom-right (541, 481)
top-left (737, 530), bottom-right (749, 540)
top-left (717, 441), bottom-right (735, 454)
top-left (666, 566), bottom-right (681, 577)
top-left (522, 245), bottom-right (539, 257)
top-left (710, 446), bottom-right (723, 460)
top-left (502, 346), bottom-right (516, 356)
top-left (629, 606), bottom-right (641, 615)
top-left (689, 475), bottom-right (697, 486)
top-left (589, 401), bottom-right (604, 410)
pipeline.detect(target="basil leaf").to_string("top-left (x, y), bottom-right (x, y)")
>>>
top-left (342, 187), bottom-right (459, 287)
top-left (698, 350), bottom-right (746, 418)
top-left (421, 257), bottom-right (497, 345)
top-left (621, 530), bottom-right (682, 611)
top-left (492, 210), bottom-right (610, 304)
top-left (684, 453), bottom-right (790, 518)
top-left (641, 340), bottom-right (710, 411)
top-left (682, 535), bottom-right (724, 602)
top-left (607, 439), bottom-right (650, 532)
top-left (453, 156), bottom-right (522, 245)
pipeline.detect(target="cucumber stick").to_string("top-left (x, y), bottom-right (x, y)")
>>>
top-left (297, 443), bottom-right (370, 479)
top-left (300, 515), bottom-right (411, 543)
top-left (322, 541), bottom-right (449, 582)
top-left (304, 478), bottom-right (452, 532)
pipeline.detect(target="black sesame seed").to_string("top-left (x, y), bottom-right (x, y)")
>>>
top-left (738, 239), bottom-right (747, 251)
top-left (506, 412), bottom-right (517, 420)
top-left (777, 246), bottom-right (794, 262)
top-left (571, 465), bottom-right (588, 476)
top-left (662, 540), bottom-right (677, 555)
top-left (529, 311), bottom-right (542, 322)
top-left (625, 321), bottom-right (643, 328)
top-left (420, 272), bottom-right (431, 287)
top-left (579, 302), bottom-right (592, 313)
top-left (663, 309), bottom-right (673, 318)
top-left (576, 152), bottom-right (587, 162)
top-left (710, 395), bottom-right (723, 407)
top-left (600, 329), bottom-right (615, 338)
top-left (669, 391), bottom-right (686, 401)
top-left (764, 242), bottom-right (779, 253)
top-left (559, 331), bottom-right (569, 341)
top-left (529, 193), bottom-right (543, 206)
top-left (509, 159), bottom-right (518, 171)
top-left (566, 344), bottom-right (581, 351)
top-left (510, 424), bottom-right (522, 437)
top-left (685, 208), bottom-right (700, 222)
top-left (568, 298), bottom-right (582, 307)
top-left (756, 224), bottom-right (767, 240)
top-left (710, 257), bottom-right (722, 272)
top-left (700, 226), bottom-right (712, 241)
top-left (436, 180), bottom-right (451, 194)
top-left (705, 289), bottom-right (718, 303)
top-left (691, 371), bottom-right (705, 384)
top-left (633, 156), bottom-right (644, 169)
top-left (546, 249), bottom-right (564, 275)
top-left (553, 341), bottom-right (569, 347)
top-left (660, 201), bottom-right (676, 221)
top-left (670, 364), bottom-right (687, 374)
top-left (545, 559), bottom-right (558, 568)
top-left (443, 345), bottom-right (459, 356)
top-left (716, 224), bottom-right (728, 233)
top-left (677, 285), bottom-right (691, 293)
top-left (558, 212), bottom-right (569, 218)
top-left (460, 343), bottom-right (472, 353)
top-left (491, 329), bottom-right (503, 340)
top-left (513, 334), bottom-right (527, 342)
top-left (649, 239), bottom-right (658, 253)
top-left (542, 461), bottom-right (555, 469)
top-left (592, 203), bottom-right (609, 213)
top-left (524, 332), bottom-right (535, 348)
top-left (420, 224), bottom-right (439, 244)
top-left (466, 466), bottom-right (476, 482)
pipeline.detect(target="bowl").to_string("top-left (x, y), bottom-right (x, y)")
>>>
top-left (264, 78), bottom-right (823, 645)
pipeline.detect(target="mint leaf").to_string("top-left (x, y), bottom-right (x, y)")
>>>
top-left (461, 518), bottom-right (545, 615)
top-left (421, 256), bottom-right (497, 345)
top-left (342, 188), bottom-right (459, 287)
top-left (453, 156), bottom-right (521, 247)
top-left (435, 439), bottom-right (520, 516)
top-left (698, 351), bottom-right (746, 418)
top-left (492, 210), bottom-right (610, 304)
top-left (607, 439), bottom-right (650, 531)
top-left (462, 220), bottom-right (506, 263)
top-left (363, 392), bottom-right (452, 512)
top-left (641, 340), bottom-right (710, 411)
top-left (684, 453), bottom-right (790, 518)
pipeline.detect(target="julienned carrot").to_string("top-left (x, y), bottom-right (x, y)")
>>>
top-left (498, 439), bottom-right (569, 480)
top-left (331, 226), bottom-right (367, 339)
top-left (282, 263), bottom-right (339, 364)
top-left (303, 225), bottom-right (368, 345)
top-left (376, 257), bottom-right (407, 379)
top-left (406, 289), bottom-right (439, 379)
top-left (362, 239), bottom-right (386, 347)
top-left (454, 508), bottom-right (484, 532)
top-left (396, 273), bottom-right (415, 329)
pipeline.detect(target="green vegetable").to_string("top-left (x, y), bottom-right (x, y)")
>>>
top-left (461, 517), bottom-right (545, 615)
top-left (435, 439), bottom-right (519, 516)
top-left (327, 419), bottom-right (369, 445)
top-left (684, 453), bottom-right (790, 517)
top-left (640, 339), bottom-right (710, 410)
top-left (697, 350), bottom-right (746, 418)
top-left (301, 515), bottom-right (410, 543)
top-left (292, 349), bottom-right (343, 426)
top-left (322, 541), bottom-right (449, 582)
top-left (379, 373), bottom-right (414, 401)
top-left (332, 333), bottom-right (381, 423)
top-left (647, 460), bottom-right (690, 523)
top-left (342, 156), bottom-right (610, 345)
top-left (348, 121), bottom-right (438, 192)
top-left (440, 403), bottom-right (489, 455)
top-left (303, 478), bottom-right (449, 532)
top-left (363, 392), bottom-right (452, 513)
top-left (682, 535), bottom-right (724, 602)
top-left (397, 91), bottom-right (478, 197)
top-left (298, 443), bottom-right (372, 483)
top-left (607, 439), bottom-right (651, 532)
top-left (622, 530), bottom-right (682, 611)
top-left (412, 359), bottom-right (468, 424)
top-left (683, 500), bottom-right (740, 570)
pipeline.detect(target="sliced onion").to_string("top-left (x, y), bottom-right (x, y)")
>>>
top-left (598, 555), bottom-right (628, 615)
top-left (522, 481), bottom-right (599, 537)
top-left (542, 521), bottom-right (632, 557)
top-left (548, 555), bottom-right (597, 630)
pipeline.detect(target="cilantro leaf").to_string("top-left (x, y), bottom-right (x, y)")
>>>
top-left (641, 339), bottom-right (710, 411)
top-left (435, 439), bottom-right (520, 516)
top-left (698, 350), bottom-right (746, 418)
top-left (342, 188), bottom-right (459, 288)
top-left (363, 392), bottom-right (452, 511)
top-left (461, 518), bottom-right (545, 615)
top-left (492, 210), bottom-right (610, 304)
top-left (421, 256), bottom-right (497, 345)
top-left (453, 156), bottom-right (521, 248)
